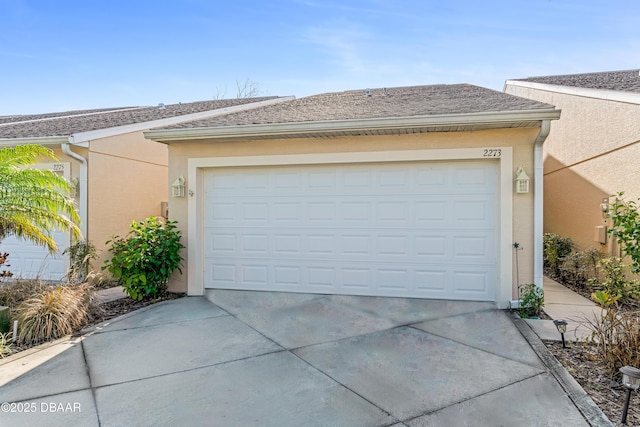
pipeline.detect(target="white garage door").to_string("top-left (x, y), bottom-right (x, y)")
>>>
top-left (0, 230), bottom-right (69, 281)
top-left (204, 160), bottom-right (498, 301)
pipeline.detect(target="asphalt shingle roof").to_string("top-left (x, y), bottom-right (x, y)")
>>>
top-left (512, 69), bottom-right (640, 93)
top-left (159, 84), bottom-right (555, 130)
top-left (0, 107), bottom-right (137, 125)
top-left (0, 98), bottom-right (278, 139)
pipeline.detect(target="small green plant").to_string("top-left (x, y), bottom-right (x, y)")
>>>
top-left (591, 289), bottom-right (620, 310)
top-left (0, 332), bottom-right (13, 358)
top-left (588, 257), bottom-right (640, 301)
top-left (14, 283), bottom-right (100, 345)
top-left (543, 233), bottom-right (574, 276)
top-left (518, 283), bottom-right (544, 318)
top-left (608, 192), bottom-right (640, 274)
top-left (63, 240), bottom-right (97, 284)
top-left (103, 217), bottom-right (184, 301)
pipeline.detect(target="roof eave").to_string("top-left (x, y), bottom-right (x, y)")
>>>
top-left (0, 136), bottom-right (69, 148)
top-left (144, 109), bottom-right (561, 143)
top-left (505, 80), bottom-right (640, 105)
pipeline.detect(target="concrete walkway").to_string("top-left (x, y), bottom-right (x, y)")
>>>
top-left (0, 287), bottom-right (610, 426)
top-left (524, 277), bottom-right (602, 342)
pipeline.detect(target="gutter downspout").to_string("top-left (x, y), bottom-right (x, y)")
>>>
top-left (533, 120), bottom-right (551, 290)
top-left (62, 138), bottom-right (88, 238)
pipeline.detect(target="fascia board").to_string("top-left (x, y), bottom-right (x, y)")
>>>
top-left (0, 136), bottom-right (68, 147)
top-left (145, 109), bottom-right (561, 142)
top-left (505, 80), bottom-right (640, 105)
top-left (68, 96), bottom-right (295, 144)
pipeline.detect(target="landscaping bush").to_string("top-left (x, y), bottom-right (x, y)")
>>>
top-left (608, 192), bottom-right (640, 274)
top-left (584, 291), bottom-right (640, 375)
top-left (543, 233), bottom-right (574, 276)
top-left (103, 217), bottom-right (184, 301)
top-left (13, 283), bottom-right (100, 345)
top-left (557, 248), bottom-right (602, 289)
top-left (588, 257), bottom-right (640, 302)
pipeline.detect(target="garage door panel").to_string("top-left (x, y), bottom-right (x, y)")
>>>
top-left (204, 161), bottom-right (497, 301)
top-left (415, 270), bottom-right (447, 292)
top-left (453, 270), bottom-right (493, 294)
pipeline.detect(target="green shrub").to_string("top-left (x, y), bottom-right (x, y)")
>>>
top-left (103, 217), bottom-right (184, 301)
top-left (608, 192), bottom-right (640, 274)
top-left (558, 248), bottom-right (602, 288)
top-left (588, 257), bottom-right (640, 301)
top-left (518, 283), bottom-right (544, 318)
top-left (543, 233), bottom-right (574, 275)
top-left (63, 239), bottom-right (97, 284)
top-left (14, 284), bottom-right (100, 345)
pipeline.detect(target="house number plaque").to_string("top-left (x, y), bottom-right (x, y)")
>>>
top-left (482, 149), bottom-right (502, 157)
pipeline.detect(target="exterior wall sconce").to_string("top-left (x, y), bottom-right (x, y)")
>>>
top-left (515, 166), bottom-right (530, 194)
top-left (620, 366), bottom-right (640, 424)
top-left (600, 197), bottom-right (610, 218)
top-left (553, 319), bottom-right (568, 348)
top-left (172, 176), bottom-right (185, 198)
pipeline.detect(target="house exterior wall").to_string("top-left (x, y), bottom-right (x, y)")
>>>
top-left (87, 132), bottom-right (168, 268)
top-left (164, 127), bottom-right (540, 303)
top-left (505, 84), bottom-right (640, 252)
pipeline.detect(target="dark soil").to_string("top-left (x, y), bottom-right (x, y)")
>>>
top-left (92, 292), bottom-right (186, 324)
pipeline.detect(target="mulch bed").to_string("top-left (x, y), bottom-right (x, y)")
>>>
top-left (94, 291), bottom-right (186, 323)
top-left (6, 291), bottom-right (186, 355)
top-left (543, 271), bottom-right (640, 425)
top-left (545, 341), bottom-right (640, 426)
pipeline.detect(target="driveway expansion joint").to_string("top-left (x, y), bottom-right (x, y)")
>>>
top-left (289, 349), bottom-right (401, 424)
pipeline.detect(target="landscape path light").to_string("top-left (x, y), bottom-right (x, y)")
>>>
top-left (619, 365), bottom-right (640, 424)
top-left (552, 319), bottom-right (568, 348)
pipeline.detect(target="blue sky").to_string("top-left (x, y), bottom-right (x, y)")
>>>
top-left (1, 0), bottom-right (639, 115)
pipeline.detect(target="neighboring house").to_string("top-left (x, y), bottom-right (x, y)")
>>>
top-left (504, 70), bottom-right (640, 252)
top-left (0, 97), bottom-right (289, 280)
top-left (145, 84), bottom-right (560, 308)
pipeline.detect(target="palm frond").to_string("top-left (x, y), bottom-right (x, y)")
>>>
top-left (0, 145), bottom-right (82, 253)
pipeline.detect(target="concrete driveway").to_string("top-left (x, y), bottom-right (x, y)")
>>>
top-left (0, 291), bottom-right (593, 426)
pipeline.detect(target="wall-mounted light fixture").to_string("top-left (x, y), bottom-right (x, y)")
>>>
top-left (172, 176), bottom-right (185, 198)
top-left (600, 197), bottom-right (610, 218)
top-left (515, 166), bottom-right (530, 194)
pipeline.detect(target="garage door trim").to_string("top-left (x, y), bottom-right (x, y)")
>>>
top-left (187, 148), bottom-right (513, 306)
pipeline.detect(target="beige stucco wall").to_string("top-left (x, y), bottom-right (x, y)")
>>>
top-left (505, 84), bottom-right (640, 251)
top-left (163, 127), bottom-right (541, 301)
top-left (87, 132), bottom-right (168, 268)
